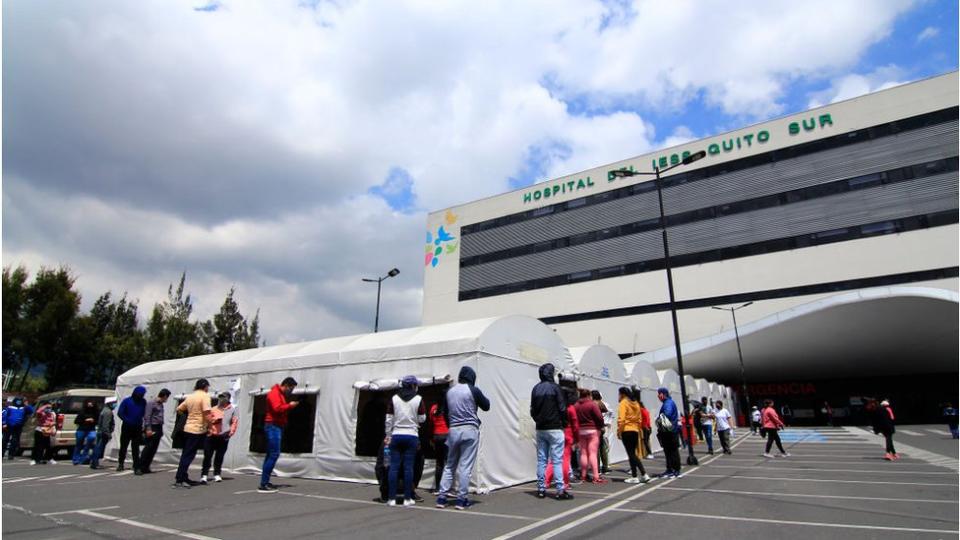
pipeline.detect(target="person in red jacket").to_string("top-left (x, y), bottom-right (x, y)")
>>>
top-left (639, 399), bottom-right (652, 458)
top-left (761, 399), bottom-right (789, 458)
top-left (428, 390), bottom-right (450, 494)
top-left (259, 377), bottom-right (299, 493)
top-left (546, 388), bottom-right (579, 491)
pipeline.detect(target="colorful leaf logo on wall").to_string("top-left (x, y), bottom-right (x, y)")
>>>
top-left (425, 210), bottom-right (459, 268)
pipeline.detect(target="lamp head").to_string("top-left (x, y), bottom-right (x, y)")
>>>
top-left (387, 268), bottom-right (400, 278)
top-left (682, 150), bottom-right (707, 165)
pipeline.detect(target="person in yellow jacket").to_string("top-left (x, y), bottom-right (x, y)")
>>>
top-left (616, 387), bottom-right (651, 483)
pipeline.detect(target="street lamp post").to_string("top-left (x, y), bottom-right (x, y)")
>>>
top-left (362, 268), bottom-right (400, 333)
top-left (711, 302), bottom-right (754, 417)
top-left (610, 150), bottom-right (706, 466)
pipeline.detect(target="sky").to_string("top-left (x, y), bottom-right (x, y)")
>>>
top-left (3, 0), bottom-right (957, 345)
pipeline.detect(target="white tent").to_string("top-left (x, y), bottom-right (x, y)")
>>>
top-left (569, 345), bottom-right (628, 464)
top-left (657, 369), bottom-right (681, 397)
top-left (114, 315), bottom-right (573, 493)
top-left (626, 358), bottom-right (663, 454)
top-left (694, 378), bottom-right (711, 402)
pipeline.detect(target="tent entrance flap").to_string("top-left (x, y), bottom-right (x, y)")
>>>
top-left (355, 380), bottom-right (451, 459)
top-left (248, 393), bottom-right (317, 454)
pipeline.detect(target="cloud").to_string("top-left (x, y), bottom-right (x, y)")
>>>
top-left (806, 65), bottom-right (908, 108)
top-left (916, 26), bottom-right (939, 42)
top-left (2, 0), bottom-right (924, 345)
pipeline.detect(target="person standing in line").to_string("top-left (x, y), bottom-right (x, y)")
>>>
top-left (90, 397), bottom-right (116, 469)
top-left (655, 388), bottom-right (682, 478)
top-left (140, 388), bottom-right (171, 474)
top-left (750, 406), bottom-right (762, 435)
top-left (384, 376), bottom-right (426, 507)
top-left (692, 402), bottom-right (705, 442)
top-left (943, 403), bottom-right (958, 439)
top-left (592, 390), bottom-right (612, 475)
top-left (873, 399), bottom-right (899, 461)
top-left (617, 387), bottom-right (650, 484)
top-left (575, 389), bottom-right (606, 484)
top-left (3, 397), bottom-right (34, 460)
top-left (528, 363), bottom-right (569, 501)
top-left (30, 401), bottom-right (57, 465)
top-left (116, 386), bottom-right (147, 473)
top-left (700, 397), bottom-right (716, 455)
top-left (428, 390), bottom-right (449, 494)
top-left (200, 392), bottom-right (238, 484)
top-left (821, 401), bottom-right (834, 427)
top-left (638, 398), bottom-right (653, 459)
top-left (72, 401), bottom-right (99, 465)
top-left (545, 387), bottom-right (579, 493)
top-left (761, 399), bottom-right (789, 458)
top-left (714, 401), bottom-right (733, 455)
top-left (258, 377), bottom-right (299, 493)
top-left (173, 379), bottom-right (213, 488)
top-left (780, 403), bottom-right (793, 427)
top-left (436, 366), bottom-right (491, 510)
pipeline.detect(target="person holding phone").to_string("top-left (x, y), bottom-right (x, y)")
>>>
top-left (258, 377), bottom-right (299, 493)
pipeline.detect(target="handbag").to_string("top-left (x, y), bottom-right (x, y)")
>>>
top-left (655, 413), bottom-right (673, 433)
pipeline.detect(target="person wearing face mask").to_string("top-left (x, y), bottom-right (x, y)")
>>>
top-left (3, 397), bottom-right (34, 460)
top-left (90, 397), bottom-right (116, 469)
top-left (140, 388), bottom-right (171, 474)
top-left (200, 392), bottom-right (239, 484)
top-left (72, 401), bottom-right (99, 465)
top-left (258, 377), bottom-right (299, 493)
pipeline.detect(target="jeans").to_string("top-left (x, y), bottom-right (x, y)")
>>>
top-left (950, 425), bottom-right (959, 439)
top-left (657, 430), bottom-right (681, 474)
top-left (438, 425), bottom-right (479, 501)
top-left (90, 434), bottom-right (110, 468)
top-left (432, 435), bottom-right (448, 492)
top-left (718, 429), bottom-right (731, 453)
top-left (388, 434), bottom-right (419, 501)
top-left (545, 428), bottom-right (573, 490)
top-left (702, 424), bottom-right (714, 453)
top-left (202, 435), bottom-right (230, 476)
top-left (621, 431), bottom-right (645, 477)
top-left (260, 423), bottom-right (283, 487)
top-left (175, 432), bottom-right (205, 483)
top-left (140, 425), bottom-right (163, 471)
top-left (578, 429), bottom-right (601, 481)
top-left (73, 429), bottom-right (97, 464)
top-left (535, 429), bottom-right (564, 492)
top-left (4, 424), bottom-right (23, 458)
top-left (118, 423), bottom-right (142, 470)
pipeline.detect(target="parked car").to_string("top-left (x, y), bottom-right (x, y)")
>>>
top-left (18, 389), bottom-right (116, 457)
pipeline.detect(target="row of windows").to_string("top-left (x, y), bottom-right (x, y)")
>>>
top-left (459, 157), bottom-right (958, 268)
top-left (540, 266), bottom-right (960, 326)
top-left (458, 209), bottom-right (959, 301)
top-left (460, 106), bottom-right (958, 236)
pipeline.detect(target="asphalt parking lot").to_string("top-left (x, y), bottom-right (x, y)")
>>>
top-left (2, 425), bottom-right (957, 540)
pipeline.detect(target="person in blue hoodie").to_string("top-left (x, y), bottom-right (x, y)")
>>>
top-left (655, 387), bottom-right (682, 478)
top-left (2, 397), bottom-right (34, 459)
top-left (116, 386), bottom-right (147, 473)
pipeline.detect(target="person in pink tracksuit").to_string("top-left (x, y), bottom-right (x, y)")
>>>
top-left (761, 399), bottom-right (789, 458)
top-left (574, 389), bottom-right (606, 483)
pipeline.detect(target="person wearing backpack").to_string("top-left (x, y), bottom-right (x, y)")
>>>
top-left (655, 388), bottom-right (682, 478)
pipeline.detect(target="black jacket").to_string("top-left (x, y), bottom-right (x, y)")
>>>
top-left (873, 406), bottom-right (896, 436)
top-left (530, 364), bottom-right (566, 430)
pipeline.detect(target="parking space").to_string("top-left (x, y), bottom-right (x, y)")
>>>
top-left (2, 427), bottom-right (956, 539)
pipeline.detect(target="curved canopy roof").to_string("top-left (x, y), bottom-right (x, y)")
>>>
top-left (570, 345), bottom-right (627, 383)
top-left (119, 315), bottom-right (571, 385)
top-left (657, 369), bottom-right (681, 395)
top-left (627, 358), bottom-right (661, 390)
top-left (643, 287), bottom-right (958, 382)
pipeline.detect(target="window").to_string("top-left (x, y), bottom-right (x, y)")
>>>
top-left (57, 396), bottom-right (106, 414)
top-left (248, 391), bottom-right (317, 454)
top-left (354, 382), bottom-right (451, 459)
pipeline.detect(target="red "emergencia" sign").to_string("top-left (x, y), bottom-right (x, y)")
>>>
top-left (748, 383), bottom-right (817, 396)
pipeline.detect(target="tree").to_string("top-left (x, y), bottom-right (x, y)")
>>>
top-left (20, 267), bottom-right (81, 390)
top-left (2, 266), bottom-right (29, 386)
top-left (145, 272), bottom-right (206, 361)
top-left (85, 292), bottom-right (144, 386)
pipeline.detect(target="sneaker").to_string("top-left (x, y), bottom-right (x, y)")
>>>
top-left (214, 475), bottom-right (223, 482)
top-left (762, 453), bottom-right (773, 458)
top-left (883, 453), bottom-right (893, 461)
top-left (386, 499), bottom-right (397, 506)
top-left (640, 474), bottom-right (651, 483)
top-left (592, 477), bottom-right (608, 485)
top-left (435, 496), bottom-right (448, 508)
top-left (199, 475), bottom-right (208, 485)
top-left (403, 499), bottom-right (415, 507)
top-left (413, 492), bottom-right (424, 503)
top-left (780, 453), bottom-right (791, 458)
top-left (892, 453), bottom-right (900, 460)
top-left (172, 482), bottom-right (192, 489)
top-left (48, 459), bottom-right (57, 465)
top-left (672, 472), bottom-right (684, 479)
top-left (265, 483), bottom-right (279, 490)
top-left (257, 485), bottom-right (277, 493)
top-left (537, 489), bottom-right (547, 498)
top-left (30, 460), bottom-right (37, 466)
top-left (624, 477), bottom-right (640, 484)
top-left (555, 491), bottom-right (574, 500)
top-left (454, 499), bottom-right (472, 510)
top-left (134, 469), bottom-right (143, 476)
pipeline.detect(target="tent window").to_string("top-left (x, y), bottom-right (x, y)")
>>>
top-left (248, 393), bottom-right (317, 454)
top-left (355, 382), bottom-right (450, 458)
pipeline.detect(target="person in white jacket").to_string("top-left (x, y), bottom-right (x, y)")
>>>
top-left (385, 376), bottom-right (426, 507)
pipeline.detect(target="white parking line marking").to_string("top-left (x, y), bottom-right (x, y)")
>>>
top-left (712, 458), bottom-right (934, 466)
top-left (36, 474), bottom-right (77, 481)
top-left (110, 470), bottom-right (134, 476)
top-left (658, 486), bottom-right (958, 504)
top-left (707, 464), bottom-right (956, 475)
top-left (42, 505), bottom-right (120, 516)
top-left (2, 476), bottom-right (40, 483)
top-left (687, 473), bottom-right (958, 487)
top-left (73, 510), bottom-right (222, 540)
top-left (924, 429), bottom-right (947, 436)
top-left (899, 430), bottom-right (924, 436)
top-left (609, 508), bottom-right (958, 534)
top-left (76, 472), bottom-right (111, 479)
top-left (502, 434), bottom-right (754, 540)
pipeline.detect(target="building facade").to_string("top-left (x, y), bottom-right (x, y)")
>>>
top-left (422, 73), bottom-right (958, 419)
